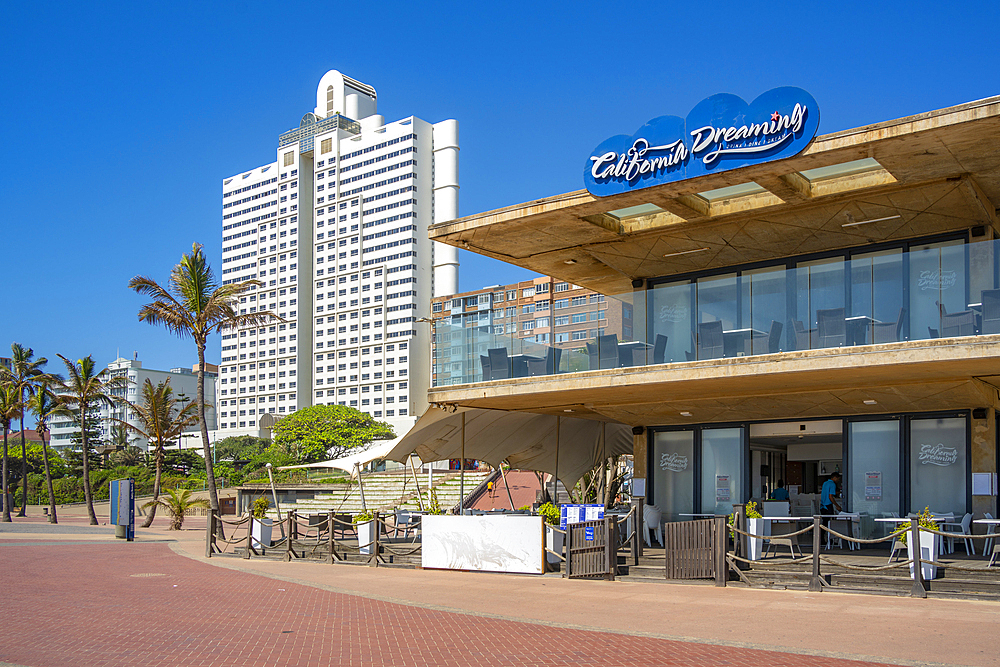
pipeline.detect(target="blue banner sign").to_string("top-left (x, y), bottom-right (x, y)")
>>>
top-left (560, 503), bottom-right (604, 530)
top-left (584, 87), bottom-right (819, 197)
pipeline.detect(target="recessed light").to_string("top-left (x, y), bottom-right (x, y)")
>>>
top-left (863, 399), bottom-right (878, 405)
top-left (663, 248), bottom-right (710, 259)
top-left (680, 411), bottom-right (692, 417)
top-left (563, 409), bottom-right (573, 412)
top-left (564, 259), bottom-right (577, 265)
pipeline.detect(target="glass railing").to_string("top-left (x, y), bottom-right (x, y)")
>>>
top-left (432, 237), bottom-right (1000, 386)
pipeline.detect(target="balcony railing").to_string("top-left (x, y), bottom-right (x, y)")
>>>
top-left (432, 237), bottom-right (1000, 386)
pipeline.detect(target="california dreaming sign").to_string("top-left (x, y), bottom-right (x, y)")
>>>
top-left (584, 87), bottom-right (819, 197)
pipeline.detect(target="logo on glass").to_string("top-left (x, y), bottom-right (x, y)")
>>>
top-left (660, 452), bottom-right (689, 472)
top-left (584, 87), bottom-right (820, 197)
top-left (918, 443), bottom-right (958, 466)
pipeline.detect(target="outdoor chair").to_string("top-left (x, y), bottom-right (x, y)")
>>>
top-left (872, 308), bottom-right (906, 343)
top-left (642, 503), bottom-right (663, 547)
top-left (942, 512), bottom-right (974, 556)
top-left (984, 512), bottom-right (996, 558)
top-left (981, 290), bottom-right (1000, 334)
top-left (487, 347), bottom-right (511, 380)
top-left (696, 321), bottom-right (724, 359)
top-left (887, 512), bottom-right (906, 563)
top-left (941, 310), bottom-right (977, 338)
top-left (816, 308), bottom-right (847, 348)
top-left (652, 333), bottom-right (668, 364)
top-left (586, 342), bottom-right (600, 370)
top-left (526, 346), bottom-right (562, 377)
top-left (790, 319), bottom-right (814, 350)
top-left (479, 355), bottom-right (491, 381)
top-left (597, 334), bottom-right (620, 369)
top-left (754, 319), bottom-right (783, 354)
top-left (392, 509), bottom-right (419, 538)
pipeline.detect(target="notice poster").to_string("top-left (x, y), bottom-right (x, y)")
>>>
top-left (559, 504), bottom-right (604, 529)
top-left (865, 471), bottom-right (882, 501)
top-left (716, 475), bottom-right (731, 502)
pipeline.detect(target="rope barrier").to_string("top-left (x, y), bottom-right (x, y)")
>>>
top-left (819, 525), bottom-right (900, 544)
top-left (818, 555), bottom-right (915, 571)
top-left (727, 552), bottom-right (814, 566)
top-left (918, 558), bottom-right (999, 572)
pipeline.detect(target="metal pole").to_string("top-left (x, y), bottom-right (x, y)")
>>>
top-left (409, 454), bottom-right (425, 511)
top-left (356, 462), bottom-right (368, 511)
top-left (459, 412), bottom-right (466, 514)
top-left (500, 460), bottom-right (515, 511)
top-left (809, 515), bottom-right (823, 592)
top-left (553, 416), bottom-right (560, 503)
top-left (265, 463), bottom-right (285, 539)
top-left (910, 517), bottom-right (927, 598)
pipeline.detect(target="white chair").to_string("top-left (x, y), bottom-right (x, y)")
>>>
top-left (887, 512), bottom-right (906, 564)
top-left (984, 513), bottom-right (995, 558)
top-left (828, 513), bottom-right (855, 551)
top-left (942, 513), bottom-right (973, 556)
top-left (642, 504), bottom-right (663, 547)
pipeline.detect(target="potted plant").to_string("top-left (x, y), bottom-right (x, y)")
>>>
top-left (537, 502), bottom-right (563, 564)
top-left (896, 507), bottom-right (941, 580)
top-left (249, 497), bottom-right (273, 551)
top-left (354, 509), bottom-right (376, 555)
top-left (743, 502), bottom-right (769, 561)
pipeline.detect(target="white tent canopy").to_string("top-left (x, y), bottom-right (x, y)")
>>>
top-left (278, 438), bottom-right (400, 474)
top-left (385, 407), bottom-right (632, 488)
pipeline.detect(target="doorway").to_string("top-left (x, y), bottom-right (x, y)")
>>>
top-left (749, 420), bottom-right (843, 509)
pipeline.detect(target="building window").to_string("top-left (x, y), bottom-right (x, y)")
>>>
top-left (572, 330), bottom-right (587, 340)
top-left (554, 282), bottom-right (570, 292)
top-left (283, 152), bottom-right (294, 167)
top-left (321, 138), bottom-right (333, 154)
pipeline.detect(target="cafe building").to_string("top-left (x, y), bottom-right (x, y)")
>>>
top-left (423, 89), bottom-right (1000, 525)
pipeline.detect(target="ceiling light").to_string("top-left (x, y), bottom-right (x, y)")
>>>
top-left (680, 411), bottom-right (692, 417)
top-left (663, 248), bottom-right (710, 259)
top-left (863, 399), bottom-right (878, 405)
top-left (564, 259), bottom-right (577, 265)
top-left (842, 215), bottom-right (901, 228)
top-left (563, 409), bottom-right (573, 412)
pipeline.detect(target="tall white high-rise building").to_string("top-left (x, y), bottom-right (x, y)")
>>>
top-left (215, 70), bottom-right (459, 440)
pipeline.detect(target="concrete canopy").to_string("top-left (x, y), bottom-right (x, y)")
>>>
top-left (385, 406), bottom-right (633, 488)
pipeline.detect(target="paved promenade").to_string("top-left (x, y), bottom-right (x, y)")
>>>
top-left (1, 510), bottom-right (998, 667)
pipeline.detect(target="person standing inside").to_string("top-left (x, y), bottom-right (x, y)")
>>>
top-left (820, 471), bottom-right (842, 534)
top-left (770, 480), bottom-right (790, 501)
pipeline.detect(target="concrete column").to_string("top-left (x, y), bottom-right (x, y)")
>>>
top-left (632, 426), bottom-right (647, 492)
top-left (972, 406), bottom-right (997, 520)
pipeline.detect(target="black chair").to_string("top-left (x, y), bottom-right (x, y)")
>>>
top-left (586, 341), bottom-right (600, 370)
top-left (479, 354), bottom-right (491, 381)
top-left (527, 346), bottom-right (562, 376)
top-left (598, 334), bottom-right (620, 369)
top-left (941, 310), bottom-right (977, 338)
top-left (872, 308), bottom-right (906, 343)
top-left (652, 334), bottom-right (668, 364)
top-left (790, 319), bottom-right (813, 351)
top-left (697, 321), bottom-right (724, 359)
top-left (981, 290), bottom-right (1000, 334)
top-left (487, 347), bottom-right (510, 380)
top-left (760, 320), bottom-right (783, 354)
top-left (816, 308), bottom-right (846, 348)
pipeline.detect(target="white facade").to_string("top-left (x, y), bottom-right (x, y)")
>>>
top-left (215, 70), bottom-right (459, 440)
top-left (49, 356), bottom-right (217, 453)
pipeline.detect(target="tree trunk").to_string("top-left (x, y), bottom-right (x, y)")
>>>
top-left (81, 408), bottom-right (97, 525)
top-left (17, 412), bottom-right (27, 517)
top-left (2, 428), bottom-right (10, 522)
top-left (197, 342), bottom-right (219, 512)
top-left (40, 428), bottom-right (57, 524)
top-left (142, 442), bottom-right (162, 528)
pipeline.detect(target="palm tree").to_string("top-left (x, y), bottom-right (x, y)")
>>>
top-left (29, 379), bottom-right (67, 523)
top-left (1, 344), bottom-right (48, 517)
top-left (141, 488), bottom-right (209, 530)
top-left (119, 378), bottom-right (198, 528)
top-left (56, 355), bottom-right (127, 525)
top-left (128, 242), bottom-right (278, 512)
top-left (0, 382), bottom-right (21, 522)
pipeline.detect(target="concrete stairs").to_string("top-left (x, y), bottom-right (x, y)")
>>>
top-left (269, 469), bottom-right (492, 516)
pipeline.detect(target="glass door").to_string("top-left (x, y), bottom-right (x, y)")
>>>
top-left (701, 427), bottom-right (745, 516)
top-left (848, 420), bottom-right (901, 534)
top-left (908, 416), bottom-right (968, 515)
top-left (651, 430), bottom-right (695, 522)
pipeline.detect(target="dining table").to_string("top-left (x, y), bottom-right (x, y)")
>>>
top-left (973, 518), bottom-right (1000, 566)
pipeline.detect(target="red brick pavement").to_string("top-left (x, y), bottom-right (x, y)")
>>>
top-left (0, 542), bottom-right (898, 667)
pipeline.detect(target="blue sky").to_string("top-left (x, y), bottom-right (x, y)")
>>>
top-left (3, 1), bottom-right (999, 379)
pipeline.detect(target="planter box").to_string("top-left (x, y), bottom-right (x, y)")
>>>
top-left (907, 529), bottom-right (941, 580)
top-left (545, 524), bottom-right (564, 565)
top-left (746, 518), bottom-right (771, 561)
top-left (250, 518), bottom-right (273, 551)
top-left (357, 520), bottom-right (375, 555)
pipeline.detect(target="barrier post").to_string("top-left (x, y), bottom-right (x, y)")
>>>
top-left (285, 512), bottom-right (295, 562)
top-left (809, 515), bottom-right (823, 592)
top-left (370, 512), bottom-right (380, 567)
top-left (327, 510), bottom-right (335, 564)
top-left (604, 516), bottom-right (616, 581)
top-left (714, 515), bottom-right (727, 587)
top-left (244, 513), bottom-right (252, 559)
top-left (910, 517), bottom-right (927, 598)
top-left (205, 509), bottom-right (215, 558)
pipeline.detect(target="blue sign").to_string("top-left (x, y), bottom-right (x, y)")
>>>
top-left (110, 478), bottom-right (135, 541)
top-left (585, 527), bottom-right (595, 541)
top-left (584, 87), bottom-right (819, 197)
top-left (560, 503), bottom-right (604, 529)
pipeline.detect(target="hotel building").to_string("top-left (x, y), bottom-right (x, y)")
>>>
top-left (216, 70), bottom-right (459, 440)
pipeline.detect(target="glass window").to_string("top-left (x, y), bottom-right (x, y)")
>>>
top-left (848, 420), bottom-right (900, 531)
top-left (909, 417), bottom-right (967, 515)
top-left (649, 280), bottom-right (694, 363)
top-left (652, 431), bottom-right (694, 522)
top-left (741, 266), bottom-right (787, 354)
top-left (795, 257), bottom-right (845, 349)
top-left (850, 249), bottom-right (904, 343)
top-left (908, 240), bottom-right (966, 340)
top-left (701, 427), bottom-right (744, 516)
